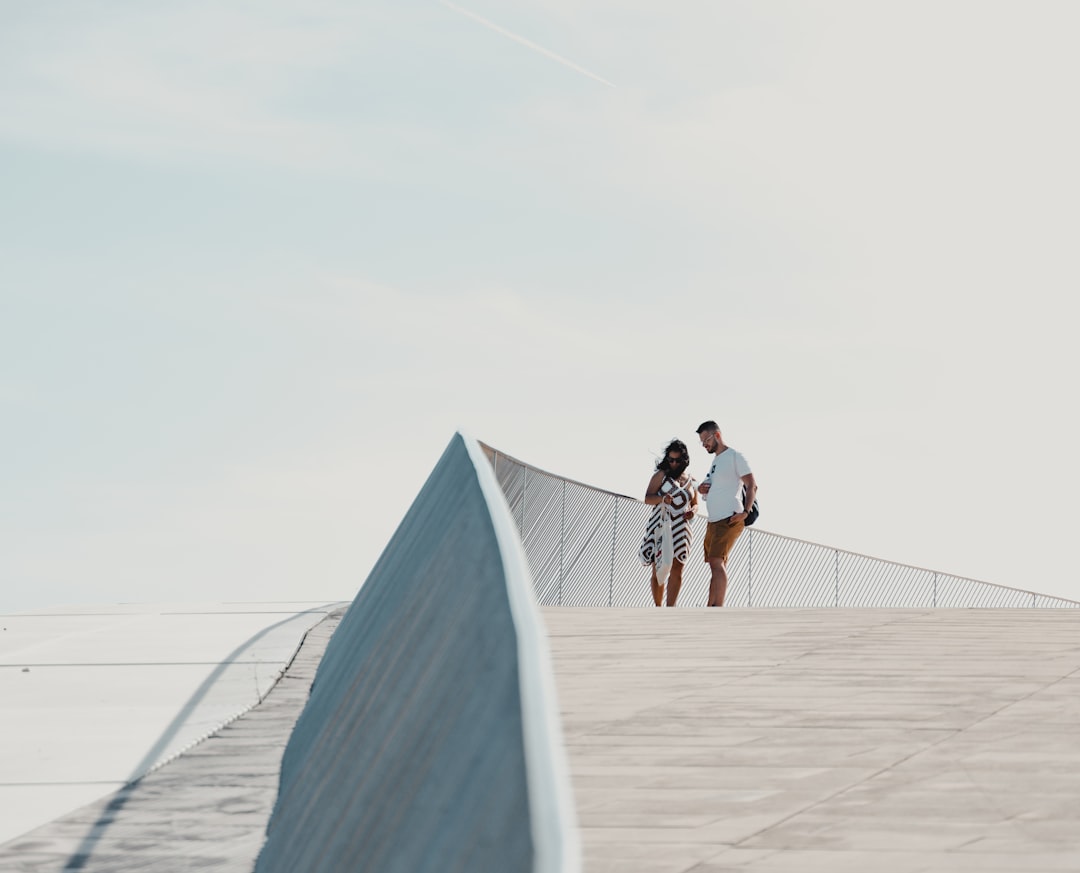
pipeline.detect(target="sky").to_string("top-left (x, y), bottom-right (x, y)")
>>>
top-left (3, 0), bottom-right (1079, 613)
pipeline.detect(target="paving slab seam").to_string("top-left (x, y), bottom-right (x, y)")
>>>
top-left (931, 664), bottom-right (1080, 850)
top-left (719, 736), bottom-right (977, 850)
top-left (1, 661), bottom-right (281, 668)
top-left (0, 782), bottom-right (127, 788)
top-left (653, 611), bottom-right (941, 716)
top-left (767, 610), bottom-right (934, 662)
top-left (728, 778), bottom-right (970, 850)
top-left (727, 653), bottom-right (1080, 851)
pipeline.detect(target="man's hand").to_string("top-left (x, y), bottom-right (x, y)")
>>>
top-left (729, 511), bottom-right (748, 525)
top-left (698, 481), bottom-right (711, 494)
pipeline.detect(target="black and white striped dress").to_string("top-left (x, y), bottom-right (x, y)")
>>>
top-left (639, 476), bottom-right (696, 568)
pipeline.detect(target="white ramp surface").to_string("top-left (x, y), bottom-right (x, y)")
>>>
top-left (0, 601), bottom-right (342, 847)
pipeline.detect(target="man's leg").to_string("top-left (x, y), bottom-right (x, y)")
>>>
top-left (707, 558), bottom-right (728, 607)
top-left (666, 561), bottom-right (684, 607)
top-left (650, 566), bottom-right (664, 607)
top-left (706, 520), bottom-right (743, 606)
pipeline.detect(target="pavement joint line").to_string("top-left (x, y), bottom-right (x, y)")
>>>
top-left (942, 663), bottom-right (1080, 845)
top-left (0, 603), bottom-right (345, 618)
top-left (0, 661), bottom-right (288, 668)
top-left (728, 649), bottom-right (1080, 851)
top-left (652, 611), bottom-right (939, 709)
top-left (570, 725), bottom-right (960, 736)
top-left (161, 610), bottom-right (340, 616)
top-left (0, 782), bottom-right (128, 787)
top-left (1, 613), bottom-right (148, 618)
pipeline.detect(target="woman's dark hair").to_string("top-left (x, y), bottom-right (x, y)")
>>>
top-left (655, 438), bottom-right (690, 473)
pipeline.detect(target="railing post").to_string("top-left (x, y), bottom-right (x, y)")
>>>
top-left (519, 467), bottom-right (527, 535)
top-left (747, 529), bottom-right (753, 607)
top-left (834, 549), bottom-right (840, 607)
top-left (932, 572), bottom-right (938, 607)
top-left (559, 480), bottom-right (565, 606)
top-left (609, 499), bottom-right (619, 607)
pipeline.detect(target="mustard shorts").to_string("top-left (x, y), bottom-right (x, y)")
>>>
top-left (703, 517), bottom-right (745, 563)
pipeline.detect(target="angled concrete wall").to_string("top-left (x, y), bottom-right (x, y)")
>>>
top-left (255, 433), bottom-right (579, 873)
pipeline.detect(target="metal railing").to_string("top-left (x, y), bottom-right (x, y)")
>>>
top-left (481, 443), bottom-right (1080, 609)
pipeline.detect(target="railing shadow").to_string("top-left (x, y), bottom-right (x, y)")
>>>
top-left (58, 604), bottom-right (339, 870)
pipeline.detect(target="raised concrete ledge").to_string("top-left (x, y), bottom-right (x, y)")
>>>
top-left (254, 433), bottom-right (579, 873)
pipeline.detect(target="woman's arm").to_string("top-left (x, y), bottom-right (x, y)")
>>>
top-left (644, 471), bottom-right (669, 505)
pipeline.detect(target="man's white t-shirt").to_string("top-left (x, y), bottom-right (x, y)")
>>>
top-left (702, 448), bottom-right (752, 521)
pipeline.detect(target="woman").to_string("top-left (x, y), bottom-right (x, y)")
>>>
top-left (638, 439), bottom-right (699, 607)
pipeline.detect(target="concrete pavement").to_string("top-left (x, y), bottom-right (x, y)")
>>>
top-left (544, 607), bottom-right (1080, 873)
top-left (5, 606), bottom-right (1080, 872)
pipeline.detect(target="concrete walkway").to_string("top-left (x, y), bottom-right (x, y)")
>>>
top-left (543, 608), bottom-right (1080, 873)
top-left (6, 607), bottom-right (1080, 872)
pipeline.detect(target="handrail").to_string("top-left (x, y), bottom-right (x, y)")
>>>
top-left (480, 442), bottom-right (1080, 609)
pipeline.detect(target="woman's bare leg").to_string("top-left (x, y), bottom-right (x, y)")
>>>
top-left (666, 561), bottom-right (684, 606)
top-left (650, 567), bottom-right (664, 606)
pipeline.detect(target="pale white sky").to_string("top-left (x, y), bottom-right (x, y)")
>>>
top-left (4, 0), bottom-right (1079, 612)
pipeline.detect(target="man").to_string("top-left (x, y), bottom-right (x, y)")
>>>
top-left (696, 421), bottom-right (756, 607)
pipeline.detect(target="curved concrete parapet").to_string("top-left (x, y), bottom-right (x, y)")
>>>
top-left (255, 433), bottom-right (580, 873)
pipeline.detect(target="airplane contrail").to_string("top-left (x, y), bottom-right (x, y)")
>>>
top-left (438, 0), bottom-right (616, 89)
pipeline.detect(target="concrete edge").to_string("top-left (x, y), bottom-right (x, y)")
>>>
top-left (462, 431), bottom-right (582, 873)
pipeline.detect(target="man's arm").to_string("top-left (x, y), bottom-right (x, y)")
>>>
top-left (729, 473), bottom-right (757, 522)
top-left (741, 473), bottom-right (757, 509)
top-left (698, 462), bottom-right (714, 494)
